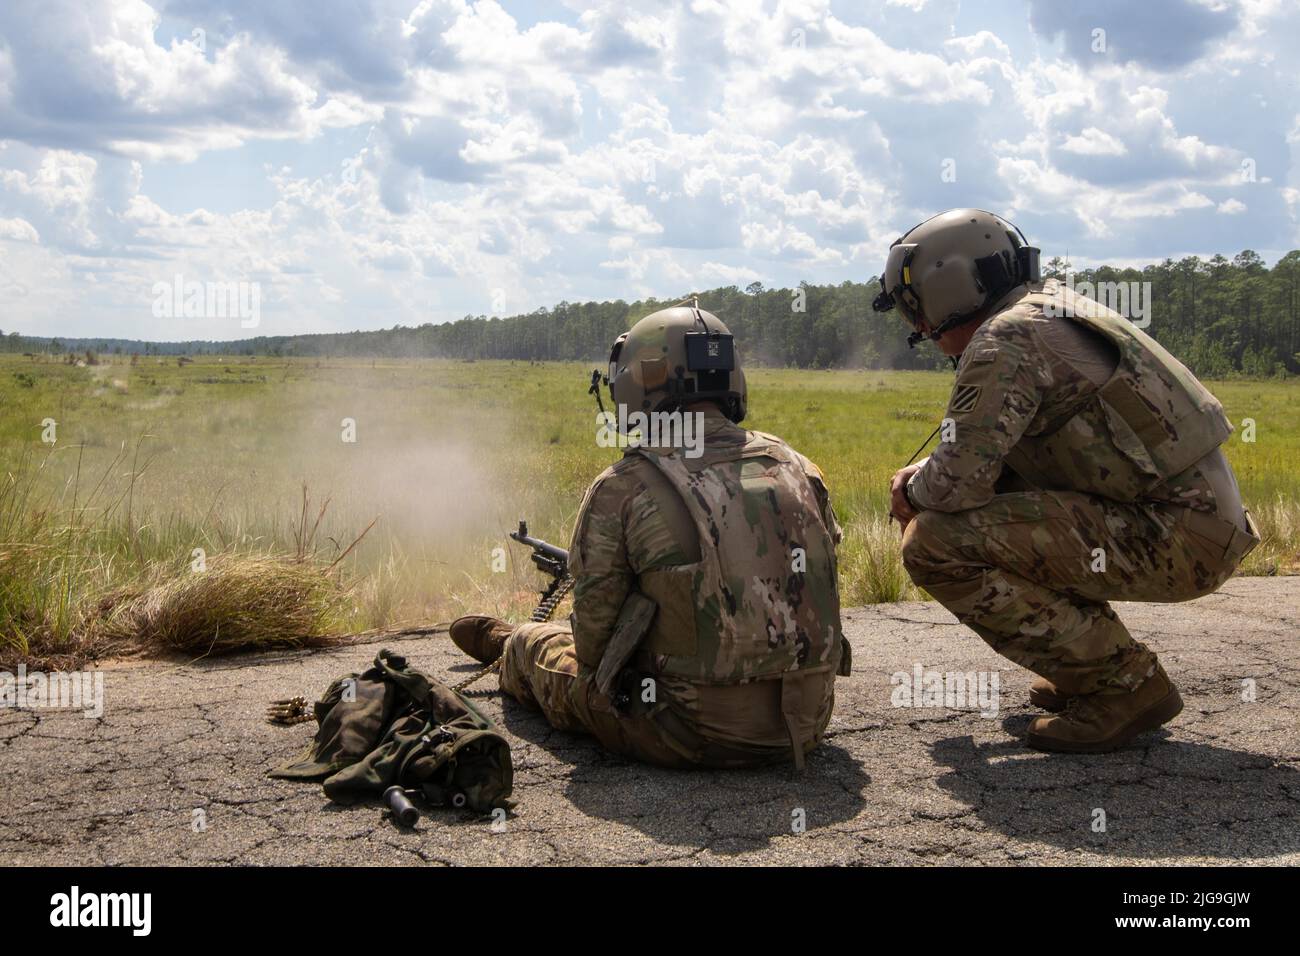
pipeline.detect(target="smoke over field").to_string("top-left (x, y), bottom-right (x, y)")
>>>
top-left (1, 354), bottom-right (1296, 668)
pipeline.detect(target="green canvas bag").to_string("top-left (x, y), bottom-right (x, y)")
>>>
top-left (269, 648), bottom-right (513, 813)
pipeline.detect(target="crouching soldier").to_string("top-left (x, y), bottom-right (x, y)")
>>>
top-left (873, 209), bottom-right (1259, 753)
top-left (450, 304), bottom-right (850, 769)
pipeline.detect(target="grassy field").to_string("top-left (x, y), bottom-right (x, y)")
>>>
top-left (2, 353), bottom-right (1297, 666)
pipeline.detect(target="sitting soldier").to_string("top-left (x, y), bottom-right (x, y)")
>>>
top-left (449, 304), bottom-right (850, 769)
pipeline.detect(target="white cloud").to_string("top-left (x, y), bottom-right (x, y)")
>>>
top-left (699, 261), bottom-right (764, 286)
top-left (0, 216), bottom-right (38, 242)
top-left (0, 0), bottom-right (380, 161)
top-left (944, 32), bottom-right (1011, 62)
top-left (1060, 127), bottom-right (1129, 157)
top-left (0, 0), bottom-right (1296, 339)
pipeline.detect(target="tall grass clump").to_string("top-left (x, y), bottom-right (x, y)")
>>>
top-left (837, 513), bottom-right (927, 605)
top-left (0, 447), bottom-right (362, 669)
top-left (1237, 495), bottom-right (1300, 575)
top-left (82, 556), bottom-right (350, 657)
top-left (0, 448), bottom-right (105, 663)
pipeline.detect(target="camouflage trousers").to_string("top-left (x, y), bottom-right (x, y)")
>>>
top-left (498, 622), bottom-right (820, 769)
top-left (900, 492), bottom-right (1259, 695)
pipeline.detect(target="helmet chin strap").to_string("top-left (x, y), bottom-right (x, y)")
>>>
top-left (911, 308), bottom-right (982, 347)
top-left (909, 314), bottom-right (971, 370)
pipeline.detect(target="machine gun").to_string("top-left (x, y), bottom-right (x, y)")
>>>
top-left (509, 520), bottom-right (574, 622)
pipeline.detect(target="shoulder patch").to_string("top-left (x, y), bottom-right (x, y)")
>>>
top-left (950, 383), bottom-right (982, 414)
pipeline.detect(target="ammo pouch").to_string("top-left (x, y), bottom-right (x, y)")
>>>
top-left (269, 648), bottom-right (513, 813)
top-left (1178, 505), bottom-right (1261, 565)
top-left (595, 591), bottom-right (658, 711)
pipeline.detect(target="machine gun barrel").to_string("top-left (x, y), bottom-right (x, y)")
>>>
top-left (509, 520), bottom-right (569, 579)
top-left (509, 520), bottom-right (574, 622)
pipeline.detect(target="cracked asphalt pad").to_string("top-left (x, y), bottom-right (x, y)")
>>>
top-left (3, 577), bottom-right (1297, 866)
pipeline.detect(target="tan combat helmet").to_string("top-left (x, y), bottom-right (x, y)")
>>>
top-left (602, 301), bottom-right (747, 423)
top-left (871, 208), bottom-right (1040, 348)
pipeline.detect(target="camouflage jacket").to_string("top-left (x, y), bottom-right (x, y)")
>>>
top-left (907, 280), bottom-right (1234, 513)
top-left (567, 408), bottom-right (843, 682)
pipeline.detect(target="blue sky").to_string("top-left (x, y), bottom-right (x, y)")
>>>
top-left (1, 0), bottom-right (1297, 341)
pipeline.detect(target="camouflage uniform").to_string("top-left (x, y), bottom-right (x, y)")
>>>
top-left (902, 279), bottom-right (1259, 695)
top-left (499, 408), bottom-right (848, 768)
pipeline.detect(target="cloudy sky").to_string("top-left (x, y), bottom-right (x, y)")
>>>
top-left (1, 0), bottom-right (1297, 341)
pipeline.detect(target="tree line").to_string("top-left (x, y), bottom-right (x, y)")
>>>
top-left (5, 249), bottom-right (1298, 376)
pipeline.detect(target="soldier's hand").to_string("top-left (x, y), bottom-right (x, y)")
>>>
top-left (889, 464), bottom-right (921, 532)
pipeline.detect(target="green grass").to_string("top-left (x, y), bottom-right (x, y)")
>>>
top-left (1, 353), bottom-right (1296, 666)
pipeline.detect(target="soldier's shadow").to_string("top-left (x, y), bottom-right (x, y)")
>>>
top-left (932, 717), bottom-right (1300, 860)
top-left (499, 699), bottom-right (870, 855)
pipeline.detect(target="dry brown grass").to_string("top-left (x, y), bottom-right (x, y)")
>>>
top-left (0, 466), bottom-right (371, 669)
top-left (79, 556), bottom-right (351, 660)
top-left (1238, 495), bottom-right (1300, 575)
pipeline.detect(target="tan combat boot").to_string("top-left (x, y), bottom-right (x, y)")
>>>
top-left (1026, 665), bottom-right (1183, 754)
top-left (1028, 676), bottom-right (1072, 712)
top-left (448, 615), bottom-right (514, 665)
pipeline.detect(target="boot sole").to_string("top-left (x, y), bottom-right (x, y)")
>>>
top-left (1026, 686), bottom-right (1184, 754)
